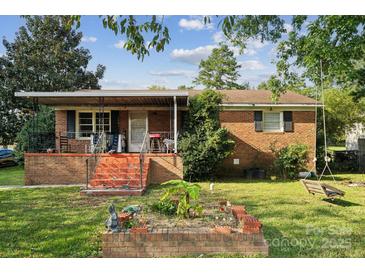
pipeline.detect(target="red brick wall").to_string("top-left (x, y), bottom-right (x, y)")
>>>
top-left (55, 110), bottom-right (67, 151)
top-left (148, 110), bottom-right (182, 132)
top-left (219, 110), bottom-right (316, 176)
top-left (147, 155), bottom-right (183, 184)
top-left (102, 228), bottom-right (268, 257)
top-left (24, 153), bottom-right (89, 185)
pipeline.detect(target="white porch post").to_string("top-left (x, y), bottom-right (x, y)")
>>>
top-left (174, 96), bottom-right (177, 153)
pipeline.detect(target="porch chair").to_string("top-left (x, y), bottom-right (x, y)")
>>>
top-left (59, 135), bottom-right (70, 153)
top-left (149, 133), bottom-right (162, 152)
top-left (301, 179), bottom-right (345, 200)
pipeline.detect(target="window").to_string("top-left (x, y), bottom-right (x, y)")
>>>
top-left (95, 112), bottom-right (110, 133)
top-left (263, 112), bottom-right (283, 132)
top-left (77, 111), bottom-right (111, 139)
top-left (79, 112), bottom-right (93, 138)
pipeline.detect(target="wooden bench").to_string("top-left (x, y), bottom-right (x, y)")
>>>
top-left (301, 179), bottom-right (345, 199)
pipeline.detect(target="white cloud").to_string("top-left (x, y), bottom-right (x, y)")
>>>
top-left (149, 70), bottom-right (196, 78)
top-left (81, 36), bottom-right (97, 43)
top-left (114, 40), bottom-right (125, 49)
top-left (170, 45), bottom-right (217, 65)
top-left (212, 31), bottom-right (225, 43)
top-left (179, 18), bottom-right (213, 31)
top-left (239, 60), bottom-right (266, 70)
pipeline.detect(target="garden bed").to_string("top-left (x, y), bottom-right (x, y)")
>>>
top-left (102, 199), bottom-right (268, 257)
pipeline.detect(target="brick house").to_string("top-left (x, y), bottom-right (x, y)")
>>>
top-left (15, 89), bottom-right (317, 194)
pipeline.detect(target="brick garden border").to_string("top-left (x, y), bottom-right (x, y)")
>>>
top-left (102, 204), bottom-right (269, 257)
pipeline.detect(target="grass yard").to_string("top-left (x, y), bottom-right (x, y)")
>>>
top-left (0, 175), bottom-right (364, 257)
top-left (0, 165), bottom-right (24, 186)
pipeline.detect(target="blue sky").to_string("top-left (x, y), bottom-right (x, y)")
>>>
top-left (0, 16), bottom-right (295, 89)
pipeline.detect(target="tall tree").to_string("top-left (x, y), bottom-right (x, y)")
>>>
top-left (0, 16), bottom-right (105, 146)
top-left (193, 44), bottom-right (244, 90)
top-left (274, 16), bottom-right (365, 94)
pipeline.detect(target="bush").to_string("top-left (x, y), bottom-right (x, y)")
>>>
top-left (15, 105), bottom-right (55, 163)
top-left (271, 143), bottom-right (308, 179)
top-left (178, 90), bottom-right (235, 181)
top-left (152, 180), bottom-right (203, 219)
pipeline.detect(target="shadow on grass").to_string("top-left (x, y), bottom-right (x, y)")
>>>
top-left (322, 198), bottom-right (361, 207)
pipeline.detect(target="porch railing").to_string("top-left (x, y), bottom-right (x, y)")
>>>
top-left (149, 131), bottom-right (176, 153)
top-left (27, 132), bottom-right (56, 153)
top-left (139, 131), bottom-right (150, 189)
top-left (59, 131), bottom-right (127, 153)
top-left (85, 132), bottom-right (106, 189)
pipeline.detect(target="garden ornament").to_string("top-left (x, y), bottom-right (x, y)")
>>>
top-left (122, 205), bottom-right (141, 214)
top-left (209, 183), bottom-right (214, 193)
top-left (105, 203), bottom-right (120, 233)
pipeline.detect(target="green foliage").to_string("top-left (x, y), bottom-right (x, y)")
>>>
top-left (323, 88), bottom-right (365, 144)
top-left (70, 16), bottom-right (285, 62)
top-left (147, 85), bottom-right (167, 90)
top-left (154, 180), bottom-right (203, 219)
top-left (179, 90), bottom-right (235, 181)
top-left (271, 143), bottom-right (308, 179)
top-left (275, 16), bottom-right (365, 89)
top-left (15, 106), bottom-right (55, 163)
top-left (0, 16), bottom-right (105, 146)
top-left (194, 44), bottom-right (244, 90)
top-left (151, 200), bottom-right (177, 216)
top-left (177, 85), bottom-right (194, 90)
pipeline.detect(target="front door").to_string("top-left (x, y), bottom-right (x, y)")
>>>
top-left (128, 111), bottom-right (148, 152)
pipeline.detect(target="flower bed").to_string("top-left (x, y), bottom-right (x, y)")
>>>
top-left (102, 201), bottom-right (268, 257)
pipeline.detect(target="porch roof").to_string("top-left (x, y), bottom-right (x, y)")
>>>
top-left (14, 90), bottom-right (189, 106)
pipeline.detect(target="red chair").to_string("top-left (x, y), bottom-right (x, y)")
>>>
top-left (149, 133), bottom-right (162, 152)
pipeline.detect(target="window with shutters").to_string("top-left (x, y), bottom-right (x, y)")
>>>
top-left (76, 111), bottom-right (111, 139)
top-left (263, 112), bottom-right (283, 132)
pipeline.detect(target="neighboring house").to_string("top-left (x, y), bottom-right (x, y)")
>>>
top-left (346, 123), bottom-right (365, 150)
top-left (15, 90), bottom-right (317, 194)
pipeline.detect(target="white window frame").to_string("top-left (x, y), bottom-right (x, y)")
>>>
top-left (76, 110), bottom-right (111, 140)
top-left (262, 111), bottom-right (284, 132)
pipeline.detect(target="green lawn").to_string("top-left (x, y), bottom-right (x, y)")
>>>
top-left (0, 165), bottom-right (24, 186)
top-left (0, 175), bottom-right (364, 257)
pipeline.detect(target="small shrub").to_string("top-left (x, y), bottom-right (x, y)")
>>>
top-left (271, 143), bottom-right (308, 179)
top-left (151, 200), bottom-right (177, 216)
top-left (153, 180), bottom-right (203, 219)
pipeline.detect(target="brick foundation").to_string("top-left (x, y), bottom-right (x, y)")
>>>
top-left (102, 228), bottom-right (268, 257)
top-left (24, 153), bottom-right (89, 185)
top-left (147, 155), bottom-right (183, 184)
top-left (24, 153), bottom-right (182, 186)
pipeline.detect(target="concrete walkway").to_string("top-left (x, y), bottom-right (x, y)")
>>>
top-left (0, 184), bottom-right (83, 190)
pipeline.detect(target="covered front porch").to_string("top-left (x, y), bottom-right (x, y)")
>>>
top-left (16, 90), bottom-right (189, 155)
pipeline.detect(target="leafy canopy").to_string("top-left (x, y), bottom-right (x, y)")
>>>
top-left (274, 16), bottom-right (365, 94)
top-left (0, 16), bottom-right (105, 146)
top-left (69, 16), bottom-right (286, 61)
top-left (179, 90), bottom-right (235, 181)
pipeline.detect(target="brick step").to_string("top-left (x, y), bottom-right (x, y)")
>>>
top-left (100, 158), bottom-right (141, 164)
top-left (89, 179), bottom-right (146, 188)
top-left (93, 173), bottom-right (148, 180)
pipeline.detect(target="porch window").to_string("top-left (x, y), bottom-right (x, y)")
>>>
top-left (263, 112), bottom-right (283, 132)
top-left (96, 112), bottom-right (111, 133)
top-left (79, 112), bottom-right (93, 138)
top-left (77, 111), bottom-right (111, 139)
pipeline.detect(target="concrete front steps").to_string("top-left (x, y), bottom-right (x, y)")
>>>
top-left (81, 154), bottom-right (150, 196)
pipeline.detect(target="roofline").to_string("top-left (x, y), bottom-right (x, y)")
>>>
top-left (220, 103), bottom-right (320, 107)
top-left (14, 91), bottom-right (189, 98)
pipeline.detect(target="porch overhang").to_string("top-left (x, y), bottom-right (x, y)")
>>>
top-left (14, 90), bottom-right (189, 106)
